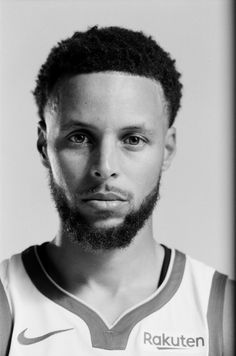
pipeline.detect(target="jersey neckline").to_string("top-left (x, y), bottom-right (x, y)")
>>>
top-left (21, 243), bottom-right (186, 350)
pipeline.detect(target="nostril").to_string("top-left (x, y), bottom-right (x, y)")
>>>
top-left (91, 169), bottom-right (118, 179)
top-left (94, 171), bottom-right (101, 177)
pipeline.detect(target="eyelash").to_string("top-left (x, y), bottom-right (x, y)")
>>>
top-left (68, 133), bottom-right (90, 144)
top-left (123, 135), bottom-right (147, 146)
top-left (68, 133), bottom-right (147, 147)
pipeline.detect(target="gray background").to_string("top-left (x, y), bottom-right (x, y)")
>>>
top-left (0, 0), bottom-right (234, 278)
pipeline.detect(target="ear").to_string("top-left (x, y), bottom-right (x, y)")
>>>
top-left (37, 122), bottom-right (49, 168)
top-left (162, 126), bottom-right (176, 171)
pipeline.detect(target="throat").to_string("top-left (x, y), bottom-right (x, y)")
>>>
top-left (76, 283), bottom-right (161, 327)
top-left (72, 244), bottom-right (170, 326)
top-left (37, 241), bottom-right (168, 326)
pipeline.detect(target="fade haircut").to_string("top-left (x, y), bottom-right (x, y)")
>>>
top-left (33, 26), bottom-right (182, 127)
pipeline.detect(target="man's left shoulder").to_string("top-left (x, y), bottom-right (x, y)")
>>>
top-left (223, 278), bottom-right (235, 356)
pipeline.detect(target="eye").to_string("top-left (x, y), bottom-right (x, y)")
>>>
top-left (124, 135), bottom-right (146, 146)
top-left (68, 133), bottom-right (90, 144)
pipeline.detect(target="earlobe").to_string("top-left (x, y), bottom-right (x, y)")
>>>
top-left (37, 123), bottom-right (49, 168)
top-left (162, 126), bottom-right (176, 172)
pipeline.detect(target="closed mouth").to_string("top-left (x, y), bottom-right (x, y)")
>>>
top-left (82, 193), bottom-right (127, 202)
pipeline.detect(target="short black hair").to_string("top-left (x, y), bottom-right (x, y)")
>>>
top-left (33, 26), bottom-right (182, 127)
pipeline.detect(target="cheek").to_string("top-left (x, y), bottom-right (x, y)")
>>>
top-left (124, 147), bottom-right (164, 196)
top-left (137, 160), bottom-right (162, 189)
top-left (47, 147), bottom-right (89, 188)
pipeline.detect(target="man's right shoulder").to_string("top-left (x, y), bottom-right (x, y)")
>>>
top-left (0, 251), bottom-right (23, 284)
top-left (0, 246), bottom-right (37, 356)
top-left (0, 255), bottom-right (16, 356)
top-left (0, 245), bottom-right (39, 299)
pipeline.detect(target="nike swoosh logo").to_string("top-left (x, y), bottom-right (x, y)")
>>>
top-left (18, 327), bottom-right (73, 345)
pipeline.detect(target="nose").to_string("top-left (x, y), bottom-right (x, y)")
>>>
top-left (90, 136), bottom-right (119, 180)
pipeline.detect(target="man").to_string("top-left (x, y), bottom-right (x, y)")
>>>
top-left (0, 26), bottom-right (234, 356)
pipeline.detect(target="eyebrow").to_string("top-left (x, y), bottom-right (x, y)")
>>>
top-left (60, 120), bottom-right (154, 135)
top-left (120, 125), bottom-right (153, 135)
top-left (60, 121), bottom-right (97, 131)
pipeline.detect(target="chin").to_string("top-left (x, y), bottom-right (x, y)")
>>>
top-left (91, 217), bottom-right (125, 229)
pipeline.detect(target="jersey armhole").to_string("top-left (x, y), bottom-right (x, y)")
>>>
top-left (0, 278), bottom-right (13, 356)
top-left (207, 271), bottom-right (227, 356)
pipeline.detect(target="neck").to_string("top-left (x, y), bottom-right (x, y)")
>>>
top-left (45, 217), bottom-right (164, 295)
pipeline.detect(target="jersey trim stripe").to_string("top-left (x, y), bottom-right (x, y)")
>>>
top-left (35, 243), bottom-right (174, 329)
top-left (21, 245), bottom-right (186, 350)
top-left (0, 278), bottom-right (13, 356)
top-left (158, 244), bottom-right (171, 287)
top-left (207, 270), bottom-right (227, 356)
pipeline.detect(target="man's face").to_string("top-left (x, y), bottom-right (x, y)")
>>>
top-left (40, 72), bottom-right (176, 250)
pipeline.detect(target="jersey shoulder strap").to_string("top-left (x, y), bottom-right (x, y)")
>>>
top-left (0, 260), bottom-right (13, 356)
top-left (207, 270), bottom-right (227, 356)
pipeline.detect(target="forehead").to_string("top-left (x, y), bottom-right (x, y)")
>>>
top-left (46, 72), bottom-right (168, 129)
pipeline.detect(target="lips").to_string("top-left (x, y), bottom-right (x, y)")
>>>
top-left (81, 192), bottom-right (128, 212)
top-left (82, 192), bottom-right (127, 202)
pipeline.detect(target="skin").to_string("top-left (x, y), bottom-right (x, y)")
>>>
top-left (223, 279), bottom-right (235, 356)
top-left (37, 71), bottom-right (176, 325)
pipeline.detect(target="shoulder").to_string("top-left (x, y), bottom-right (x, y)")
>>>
top-left (0, 251), bottom-right (24, 309)
top-left (0, 246), bottom-right (38, 354)
top-left (180, 251), bottom-right (234, 355)
top-left (223, 278), bottom-right (235, 356)
top-left (0, 251), bottom-right (24, 284)
top-left (0, 258), bottom-right (15, 356)
top-left (0, 245), bottom-right (38, 296)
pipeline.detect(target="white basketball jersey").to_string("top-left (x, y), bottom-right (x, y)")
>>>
top-left (0, 244), bottom-right (227, 356)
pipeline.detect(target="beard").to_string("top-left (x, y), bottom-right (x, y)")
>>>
top-left (48, 168), bottom-right (161, 252)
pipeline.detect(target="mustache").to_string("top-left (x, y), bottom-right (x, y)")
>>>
top-left (47, 167), bottom-right (133, 202)
top-left (76, 184), bottom-right (133, 201)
